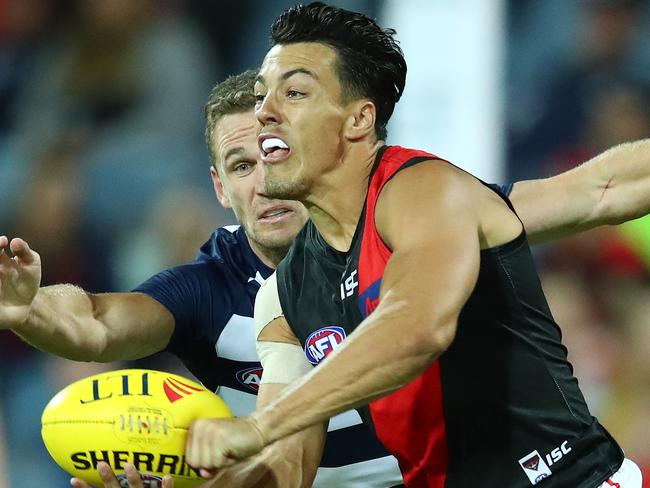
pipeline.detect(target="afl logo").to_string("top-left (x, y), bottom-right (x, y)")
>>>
top-left (236, 366), bottom-right (264, 393)
top-left (305, 326), bottom-right (346, 365)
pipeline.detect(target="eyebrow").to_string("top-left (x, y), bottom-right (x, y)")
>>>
top-left (255, 68), bottom-right (318, 87)
top-left (223, 146), bottom-right (246, 163)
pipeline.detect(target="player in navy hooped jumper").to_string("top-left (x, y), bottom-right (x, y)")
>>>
top-left (183, 4), bottom-right (645, 488)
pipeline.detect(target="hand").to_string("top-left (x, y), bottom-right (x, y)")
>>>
top-left (70, 462), bottom-right (174, 488)
top-left (0, 236), bottom-right (41, 328)
top-left (186, 417), bottom-right (268, 472)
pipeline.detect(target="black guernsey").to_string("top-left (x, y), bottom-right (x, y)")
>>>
top-left (276, 145), bottom-right (624, 488)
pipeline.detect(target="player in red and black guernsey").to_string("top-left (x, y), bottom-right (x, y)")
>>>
top-left (184, 4), bottom-right (644, 488)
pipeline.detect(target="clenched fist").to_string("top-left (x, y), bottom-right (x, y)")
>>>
top-left (186, 416), bottom-right (268, 473)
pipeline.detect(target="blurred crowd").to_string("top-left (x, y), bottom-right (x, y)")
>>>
top-left (0, 0), bottom-right (649, 486)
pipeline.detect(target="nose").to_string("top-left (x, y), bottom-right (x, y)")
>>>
top-left (252, 159), bottom-right (267, 194)
top-left (256, 91), bottom-right (281, 127)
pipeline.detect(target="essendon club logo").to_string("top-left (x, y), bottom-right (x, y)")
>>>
top-left (522, 454), bottom-right (540, 471)
top-left (236, 367), bottom-right (264, 393)
top-left (162, 377), bottom-right (203, 403)
top-left (518, 450), bottom-right (552, 485)
top-left (304, 326), bottom-right (346, 365)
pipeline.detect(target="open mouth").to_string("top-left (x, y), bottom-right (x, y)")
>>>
top-left (260, 136), bottom-right (291, 163)
top-left (258, 207), bottom-right (294, 222)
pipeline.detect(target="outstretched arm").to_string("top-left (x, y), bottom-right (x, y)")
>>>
top-left (0, 236), bottom-right (174, 362)
top-left (510, 139), bottom-right (650, 244)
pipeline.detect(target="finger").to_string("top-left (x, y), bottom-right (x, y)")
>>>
top-left (97, 462), bottom-right (121, 488)
top-left (162, 475), bottom-right (174, 488)
top-left (70, 478), bottom-right (92, 488)
top-left (9, 238), bottom-right (37, 265)
top-left (186, 420), bottom-right (199, 467)
top-left (124, 463), bottom-right (144, 488)
top-left (198, 421), bottom-right (214, 469)
top-left (199, 468), bottom-right (217, 479)
top-left (0, 239), bottom-right (12, 265)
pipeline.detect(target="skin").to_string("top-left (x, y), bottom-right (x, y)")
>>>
top-left (182, 41), bottom-right (650, 477)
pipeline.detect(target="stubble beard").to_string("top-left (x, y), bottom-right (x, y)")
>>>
top-left (263, 174), bottom-right (309, 202)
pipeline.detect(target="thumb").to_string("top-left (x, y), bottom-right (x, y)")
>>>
top-left (199, 468), bottom-right (218, 478)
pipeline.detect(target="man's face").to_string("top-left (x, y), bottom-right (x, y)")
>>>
top-left (211, 110), bottom-right (308, 257)
top-left (254, 42), bottom-right (351, 200)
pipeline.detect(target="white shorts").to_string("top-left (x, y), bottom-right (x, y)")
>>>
top-left (597, 459), bottom-right (643, 488)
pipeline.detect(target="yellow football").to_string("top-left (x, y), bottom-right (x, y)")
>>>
top-left (41, 368), bottom-right (232, 487)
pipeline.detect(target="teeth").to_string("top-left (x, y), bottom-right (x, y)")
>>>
top-left (263, 209), bottom-right (288, 218)
top-left (262, 137), bottom-right (289, 153)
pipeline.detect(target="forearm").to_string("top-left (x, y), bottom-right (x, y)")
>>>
top-left (591, 139), bottom-right (650, 224)
top-left (12, 286), bottom-right (168, 362)
top-left (11, 284), bottom-right (109, 361)
top-left (254, 302), bottom-right (446, 445)
top-left (234, 425), bottom-right (323, 488)
top-left (512, 139), bottom-right (650, 244)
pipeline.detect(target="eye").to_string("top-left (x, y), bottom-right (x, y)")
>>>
top-left (233, 161), bottom-right (254, 175)
top-left (287, 89), bottom-right (304, 98)
top-left (254, 93), bottom-right (266, 104)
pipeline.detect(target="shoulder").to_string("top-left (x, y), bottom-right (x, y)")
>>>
top-left (379, 158), bottom-right (480, 209)
top-left (196, 225), bottom-right (242, 262)
top-left (135, 259), bottom-right (236, 304)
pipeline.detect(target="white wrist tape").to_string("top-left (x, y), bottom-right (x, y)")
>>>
top-left (257, 341), bottom-right (313, 384)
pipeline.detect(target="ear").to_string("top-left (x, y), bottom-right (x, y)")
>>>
top-left (343, 100), bottom-right (377, 142)
top-left (210, 166), bottom-right (231, 208)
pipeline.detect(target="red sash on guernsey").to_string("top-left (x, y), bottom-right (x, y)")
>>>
top-left (357, 146), bottom-right (448, 488)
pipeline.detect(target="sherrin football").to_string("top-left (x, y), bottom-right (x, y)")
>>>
top-left (41, 369), bottom-right (232, 487)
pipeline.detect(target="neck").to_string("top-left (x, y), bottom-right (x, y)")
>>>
top-left (304, 139), bottom-right (384, 252)
top-left (247, 238), bottom-right (289, 269)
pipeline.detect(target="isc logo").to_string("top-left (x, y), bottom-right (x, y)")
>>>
top-left (545, 440), bottom-right (572, 466)
top-left (305, 326), bottom-right (346, 365)
top-left (340, 270), bottom-right (358, 299)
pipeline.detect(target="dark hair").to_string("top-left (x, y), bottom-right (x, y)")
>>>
top-left (204, 69), bottom-right (258, 165)
top-left (270, 2), bottom-right (406, 140)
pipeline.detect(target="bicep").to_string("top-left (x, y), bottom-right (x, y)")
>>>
top-left (375, 163), bottom-right (482, 348)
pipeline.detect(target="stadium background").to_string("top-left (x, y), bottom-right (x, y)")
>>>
top-left (1, 0), bottom-right (649, 485)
